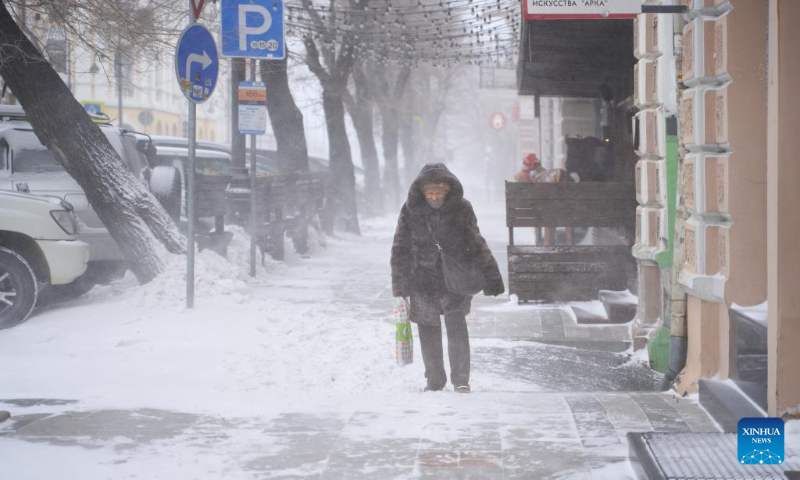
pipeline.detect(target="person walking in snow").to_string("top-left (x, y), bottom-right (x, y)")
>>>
top-left (391, 163), bottom-right (505, 393)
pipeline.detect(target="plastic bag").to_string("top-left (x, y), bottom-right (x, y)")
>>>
top-left (395, 297), bottom-right (413, 366)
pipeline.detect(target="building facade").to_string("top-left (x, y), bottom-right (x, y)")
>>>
top-left (69, 44), bottom-right (227, 143)
top-left (634, 0), bottom-right (799, 419)
top-left (631, 4), bottom-right (682, 371)
top-left (516, 0), bottom-right (798, 419)
top-left (0, 8), bottom-right (228, 144)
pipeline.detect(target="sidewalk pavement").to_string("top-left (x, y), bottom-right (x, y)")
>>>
top-left (1, 390), bottom-right (718, 479)
top-left (0, 292), bottom-right (716, 479)
top-left (0, 210), bottom-right (721, 479)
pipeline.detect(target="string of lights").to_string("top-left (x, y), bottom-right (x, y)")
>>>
top-left (284, 0), bottom-right (520, 67)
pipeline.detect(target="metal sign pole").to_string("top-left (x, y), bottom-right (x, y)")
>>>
top-left (249, 59), bottom-right (257, 277)
top-left (176, 2), bottom-right (217, 309)
top-left (187, 106), bottom-right (196, 308)
top-left (186, 9), bottom-right (197, 309)
top-left (221, 0), bottom-right (279, 276)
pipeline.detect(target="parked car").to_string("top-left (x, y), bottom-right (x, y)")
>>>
top-left (0, 105), bottom-right (182, 298)
top-left (0, 191), bottom-right (90, 329)
top-left (148, 136), bottom-right (235, 229)
top-left (149, 136), bottom-right (234, 181)
top-left (148, 138), bottom-right (364, 219)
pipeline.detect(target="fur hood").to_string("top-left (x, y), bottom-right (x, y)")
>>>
top-left (406, 163), bottom-right (465, 214)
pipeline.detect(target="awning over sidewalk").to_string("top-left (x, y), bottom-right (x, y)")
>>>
top-left (517, 19), bottom-right (635, 98)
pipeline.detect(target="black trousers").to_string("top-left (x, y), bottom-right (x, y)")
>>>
top-left (417, 313), bottom-right (470, 389)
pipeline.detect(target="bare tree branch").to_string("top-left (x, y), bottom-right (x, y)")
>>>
top-left (333, 37), bottom-right (355, 82)
top-left (303, 35), bottom-right (332, 87)
top-left (2, 0), bottom-right (185, 77)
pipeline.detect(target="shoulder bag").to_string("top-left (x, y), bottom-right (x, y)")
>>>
top-left (425, 216), bottom-right (484, 296)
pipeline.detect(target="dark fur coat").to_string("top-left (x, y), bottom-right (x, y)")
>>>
top-left (390, 164), bottom-right (504, 298)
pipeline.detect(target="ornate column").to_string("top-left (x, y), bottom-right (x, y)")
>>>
top-left (632, 8), bottom-right (675, 351)
top-left (675, 0), bottom-right (769, 394)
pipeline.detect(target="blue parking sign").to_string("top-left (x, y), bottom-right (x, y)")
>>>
top-left (221, 0), bottom-right (285, 59)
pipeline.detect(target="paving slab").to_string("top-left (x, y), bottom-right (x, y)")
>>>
top-left (0, 211), bottom-right (716, 479)
top-left (0, 390), bottom-right (718, 479)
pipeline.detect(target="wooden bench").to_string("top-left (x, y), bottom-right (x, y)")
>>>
top-left (506, 181), bottom-right (636, 302)
top-left (250, 172), bottom-right (329, 261)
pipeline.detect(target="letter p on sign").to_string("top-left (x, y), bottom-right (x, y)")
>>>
top-left (221, 0), bottom-right (285, 59)
top-left (239, 5), bottom-right (272, 50)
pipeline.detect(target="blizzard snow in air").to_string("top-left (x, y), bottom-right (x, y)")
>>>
top-left (0, 202), bottom-right (654, 479)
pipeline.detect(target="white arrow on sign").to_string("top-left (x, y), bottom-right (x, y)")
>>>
top-left (185, 51), bottom-right (213, 80)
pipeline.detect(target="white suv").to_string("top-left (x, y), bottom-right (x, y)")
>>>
top-left (0, 191), bottom-right (89, 329)
top-left (0, 105), bottom-right (181, 297)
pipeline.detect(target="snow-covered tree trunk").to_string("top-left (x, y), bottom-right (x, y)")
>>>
top-left (304, 35), bottom-right (360, 235)
top-left (230, 58), bottom-right (248, 175)
top-left (373, 65), bottom-right (410, 208)
top-left (260, 54), bottom-right (309, 173)
top-left (344, 62), bottom-right (381, 217)
top-left (322, 87), bottom-right (360, 234)
top-left (399, 107), bottom-right (417, 188)
top-left (379, 103), bottom-right (401, 207)
top-left (402, 66), bottom-right (453, 184)
top-left (0, 1), bottom-right (185, 284)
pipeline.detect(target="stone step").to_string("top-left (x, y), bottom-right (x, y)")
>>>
top-left (699, 379), bottom-right (766, 434)
top-left (570, 303), bottom-right (609, 324)
top-left (599, 289), bottom-right (638, 324)
top-left (571, 290), bottom-right (638, 325)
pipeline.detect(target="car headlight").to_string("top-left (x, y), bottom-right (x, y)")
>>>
top-left (50, 210), bottom-right (78, 236)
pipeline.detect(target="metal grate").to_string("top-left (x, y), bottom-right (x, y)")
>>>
top-left (644, 432), bottom-right (800, 479)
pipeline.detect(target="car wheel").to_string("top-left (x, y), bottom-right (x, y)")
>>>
top-left (0, 247), bottom-right (38, 330)
top-left (149, 165), bottom-right (182, 223)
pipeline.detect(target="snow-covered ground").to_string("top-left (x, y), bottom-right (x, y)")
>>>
top-left (5, 211), bottom-right (614, 478)
top-left (0, 206), bottom-right (790, 479)
top-left (0, 220), bottom-right (443, 416)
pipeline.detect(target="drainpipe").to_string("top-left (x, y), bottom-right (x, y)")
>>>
top-left (662, 9), bottom-right (689, 391)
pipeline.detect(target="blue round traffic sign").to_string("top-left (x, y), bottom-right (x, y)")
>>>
top-left (175, 24), bottom-right (219, 104)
